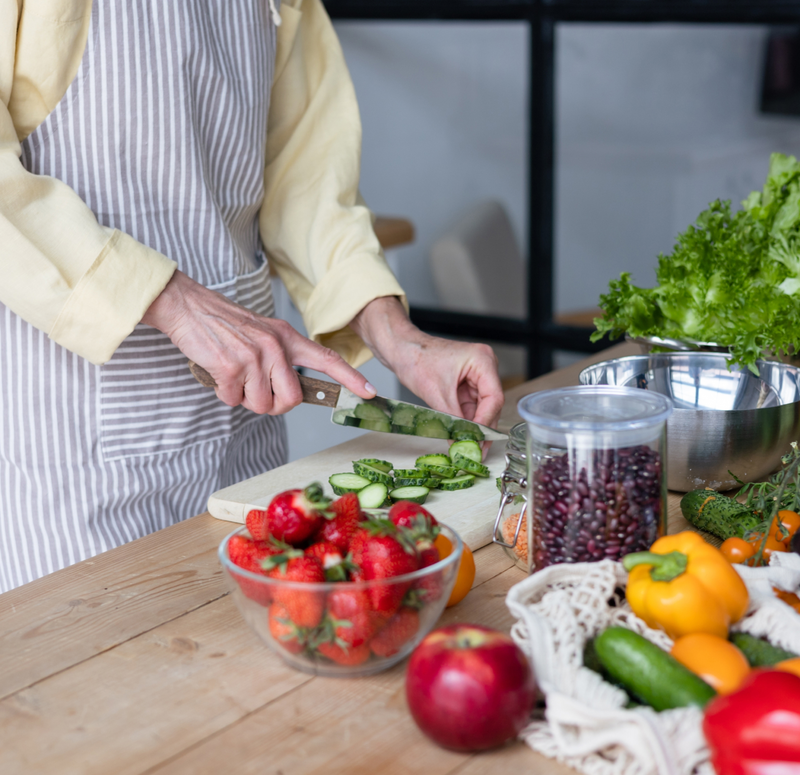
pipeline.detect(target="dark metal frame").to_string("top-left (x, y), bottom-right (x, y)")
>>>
top-left (324, 0), bottom-right (800, 377)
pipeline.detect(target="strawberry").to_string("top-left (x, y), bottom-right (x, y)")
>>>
top-left (226, 534), bottom-right (279, 606)
top-left (359, 517), bottom-right (421, 616)
top-left (268, 602), bottom-right (305, 655)
top-left (324, 585), bottom-right (386, 648)
top-left (317, 492), bottom-right (363, 553)
top-left (414, 543), bottom-right (444, 603)
top-left (264, 548), bottom-right (326, 628)
top-left (348, 527), bottom-right (370, 582)
top-left (388, 501), bottom-right (438, 531)
top-left (370, 607), bottom-right (420, 658)
top-left (317, 641), bottom-right (371, 666)
top-left (304, 541), bottom-right (357, 582)
top-left (248, 482), bottom-right (331, 545)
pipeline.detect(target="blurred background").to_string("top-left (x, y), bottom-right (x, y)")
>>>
top-left (278, 10), bottom-right (800, 460)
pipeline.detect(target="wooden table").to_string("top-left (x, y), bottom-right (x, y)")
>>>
top-left (0, 342), bottom-right (695, 775)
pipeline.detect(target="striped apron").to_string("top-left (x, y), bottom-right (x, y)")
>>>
top-left (1, 0), bottom-right (287, 592)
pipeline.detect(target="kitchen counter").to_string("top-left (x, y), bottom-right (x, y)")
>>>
top-left (0, 342), bottom-right (695, 775)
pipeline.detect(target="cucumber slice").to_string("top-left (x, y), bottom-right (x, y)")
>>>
top-left (355, 458), bottom-right (393, 474)
top-left (328, 473), bottom-right (371, 495)
top-left (359, 419), bottom-right (392, 433)
top-left (389, 486), bottom-right (430, 504)
top-left (416, 462), bottom-right (458, 479)
top-left (450, 420), bottom-right (485, 441)
top-left (438, 474), bottom-right (476, 491)
top-left (450, 430), bottom-right (483, 442)
top-left (352, 461), bottom-right (394, 486)
top-left (415, 454), bottom-right (452, 468)
top-left (392, 468), bottom-right (427, 479)
top-left (357, 482), bottom-right (390, 509)
top-left (415, 417), bottom-right (450, 439)
top-left (449, 439), bottom-right (482, 464)
top-left (451, 452), bottom-right (490, 478)
top-left (423, 477), bottom-right (441, 488)
top-left (354, 403), bottom-right (390, 422)
top-left (390, 404), bottom-right (418, 429)
top-left (392, 424), bottom-right (416, 435)
top-left (394, 476), bottom-right (433, 487)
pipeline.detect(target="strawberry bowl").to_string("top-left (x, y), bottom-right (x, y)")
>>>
top-left (218, 522), bottom-right (463, 677)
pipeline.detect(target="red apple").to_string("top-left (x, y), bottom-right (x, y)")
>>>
top-left (405, 623), bottom-right (537, 752)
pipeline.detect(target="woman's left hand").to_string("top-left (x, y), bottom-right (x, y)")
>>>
top-left (349, 296), bottom-right (504, 430)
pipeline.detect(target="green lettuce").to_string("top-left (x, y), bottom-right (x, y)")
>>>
top-left (592, 153), bottom-right (800, 373)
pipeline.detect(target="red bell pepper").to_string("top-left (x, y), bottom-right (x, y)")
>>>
top-left (703, 669), bottom-right (800, 775)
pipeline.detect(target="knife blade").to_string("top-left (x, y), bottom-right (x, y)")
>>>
top-left (188, 361), bottom-right (507, 441)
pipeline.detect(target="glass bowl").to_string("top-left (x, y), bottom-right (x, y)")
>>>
top-left (218, 523), bottom-right (463, 677)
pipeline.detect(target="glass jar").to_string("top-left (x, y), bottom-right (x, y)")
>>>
top-left (492, 422), bottom-right (529, 570)
top-left (518, 386), bottom-right (672, 574)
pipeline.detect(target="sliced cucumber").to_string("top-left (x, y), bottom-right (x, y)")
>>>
top-left (451, 452), bottom-right (490, 478)
top-left (355, 458), bottom-right (393, 474)
top-left (390, 404), bottom-right (418, 430)
top-left (451, 420), bottom-right (485, 441)
top-left (415, 454), bottom-right (452, 468)
top-left (450, 430), bottom-right (483, 442)
top-left (359, 418), bottom-right (392, 433)
top-left (449, 439), bottom-right (482, 464)
top-left (352, 461), bottom-right (394, 486)
top-left (357, 482), bottom-right (390, 509)
top-left (423, 477), bottom-right (442, 488)
top-left (393, 468), bottom-right (427, 479)
top-left (438, 474), bottom-right (476, 491)
top-left (392, 424), bottom-right (416, 435)
top-left (328, 473), bottom-right (371, 495)
top-left (416, 462), bottom-right (458, 479)
top-left (415, 417), bottom-right (450, 439)
top-left (354, 403), bottom-right (390, 422)
top-left (394, 476), bottom-right (433, 487)
top-left (389, 486), bottom-right (430, 504)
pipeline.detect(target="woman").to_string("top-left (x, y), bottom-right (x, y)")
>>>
top-left (0, 0), bottom-right (503, 591)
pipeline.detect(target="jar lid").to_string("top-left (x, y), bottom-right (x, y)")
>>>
top-left (518, 386), bottom-right (673, 447)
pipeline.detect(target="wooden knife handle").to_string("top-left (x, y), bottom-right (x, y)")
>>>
top-left (187, 361), bottom-right (340, 408)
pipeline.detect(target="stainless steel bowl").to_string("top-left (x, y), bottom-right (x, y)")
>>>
top-left (579, 353), bottom-right (800, 492)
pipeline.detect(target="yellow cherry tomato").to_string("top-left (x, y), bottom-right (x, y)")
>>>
top-left (435, 533), bottom-right (476, 607)
top-left (670, 632), bottom-right (751, 695)
top-left (720, 537), bottom-right (756, 565)
top-left (776, 657), bottom-right (800, 678)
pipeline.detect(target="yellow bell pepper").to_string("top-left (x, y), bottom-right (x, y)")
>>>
top-left (623, 531), bottom-right (749, 640)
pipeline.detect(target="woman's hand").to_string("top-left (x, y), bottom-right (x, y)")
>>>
top-left (349, 296), bottom-right (504, 430)
top-left (142, 270), bottom-right (376, 414)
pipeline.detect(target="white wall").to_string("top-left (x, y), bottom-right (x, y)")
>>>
top-left (334, 21), bottom-right (800, 317)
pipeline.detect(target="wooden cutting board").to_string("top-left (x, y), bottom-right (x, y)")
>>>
top-left (208, 434), bottom-right (508, 551)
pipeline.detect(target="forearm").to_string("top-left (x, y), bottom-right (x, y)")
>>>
top-left (348, 296), bottom-right (424, 372)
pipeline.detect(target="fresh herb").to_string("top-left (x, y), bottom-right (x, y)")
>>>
top-left (592, 153), bottom-right (800, 374)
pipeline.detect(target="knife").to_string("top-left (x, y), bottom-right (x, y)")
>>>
top-left (188, 361), bottom-right (507, 441)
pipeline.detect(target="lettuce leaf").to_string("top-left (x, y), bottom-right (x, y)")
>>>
top-left (593, 152), bottom-right (800, 373)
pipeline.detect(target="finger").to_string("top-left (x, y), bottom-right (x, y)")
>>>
top-left (240, 356), bottom-right (275, 415)
top-left (261, 359), bottom-right (303, 415)
top-left (286, 335), bottom-right (376, 399)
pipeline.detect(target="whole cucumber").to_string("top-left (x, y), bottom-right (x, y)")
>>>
top-left (730, 632), bottom-right (797, 666)
top-left (679, 489), bottom-right (760, 540)
top-left (594, 627), bottom-right (717, 711)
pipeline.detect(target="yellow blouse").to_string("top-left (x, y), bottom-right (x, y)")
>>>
top-left (0, 0), bottom-right (405, 366)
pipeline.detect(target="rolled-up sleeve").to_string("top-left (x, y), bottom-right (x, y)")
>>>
top-left (0, 1), bottom-right (176, 365)
top-left (260, 0), bottom-right (407, 368)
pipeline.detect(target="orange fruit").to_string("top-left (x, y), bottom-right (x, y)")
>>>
top-left (670, 632), bottom-right (751, 695)
top-left (776, 657), bottom-right (800, 678)
top-left (435, 533), bottom-right (476, 608)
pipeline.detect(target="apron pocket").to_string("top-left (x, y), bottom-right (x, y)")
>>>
top-left (99, 260), bottom-right (275, 462)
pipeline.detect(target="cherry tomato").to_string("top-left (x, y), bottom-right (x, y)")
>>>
top-left (720, 537), bottom-right (756, 564)
top-left (770, 510), bottom-right (800, 545)
top-left (746, 532), bottom-right (788, 564)
top-left (670, 632), bottom-right (751, 695)
top-left (435, 533), bottom-right (476, 608)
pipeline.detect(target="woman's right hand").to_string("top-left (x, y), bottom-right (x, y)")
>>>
top-left (142, 270), bottom-right (376, 415)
